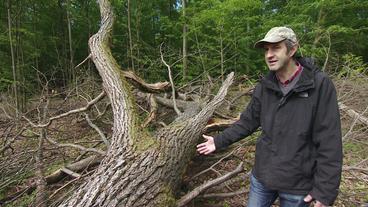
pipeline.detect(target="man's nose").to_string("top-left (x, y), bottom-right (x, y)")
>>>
top-left (265, 50), bottom-right (274, 59)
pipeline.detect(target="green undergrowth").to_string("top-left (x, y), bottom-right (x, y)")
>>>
top-left (5, 190), bottom-right (36, 207)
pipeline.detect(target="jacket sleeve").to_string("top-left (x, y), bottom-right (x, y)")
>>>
top-left (310, 75), bottom-right (343, 206)
top-left (214, 83), bottom-right (262, 150)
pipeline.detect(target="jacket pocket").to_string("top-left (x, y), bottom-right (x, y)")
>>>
top-left (270, 154), bottom-right (303, 189)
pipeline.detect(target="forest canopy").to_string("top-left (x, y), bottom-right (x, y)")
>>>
top-left (1, 0), bottom-right (368, 101)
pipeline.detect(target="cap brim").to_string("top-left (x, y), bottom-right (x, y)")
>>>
top-left (254, 36), bottom-right (286, 48)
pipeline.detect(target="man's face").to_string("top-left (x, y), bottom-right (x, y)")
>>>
top-left (263, 41), bottom-right (292, 72)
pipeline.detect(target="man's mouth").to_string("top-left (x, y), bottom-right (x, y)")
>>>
top-left (268, 60), bottom-right (277, 65)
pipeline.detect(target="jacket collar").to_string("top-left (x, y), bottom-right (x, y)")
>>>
top-left (261, 57), bottom-right (316, 93)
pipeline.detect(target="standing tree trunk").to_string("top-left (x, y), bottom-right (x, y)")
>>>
top-left (35, 98), bottom-right (48, 207)
top-left (59, 0), bottom-right (234, 206)
top-left (135, 0), bottom-right (141, 71)
top-left (66, 0), bottom-right (75, 86)
top-left (127, 0), bottom-right (135, 71)
top-left (7, 2), bottom-right (18, 118)
top-left (219, 25), bottom-right (224, 82)
top-left (182, 0), bottom-right (188, 82)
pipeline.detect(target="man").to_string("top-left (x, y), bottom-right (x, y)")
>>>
top-left (197, 27), bottom-right (342, 207)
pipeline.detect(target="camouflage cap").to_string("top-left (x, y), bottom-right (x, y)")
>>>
top-left (254, 26), bottom-right (297, 48)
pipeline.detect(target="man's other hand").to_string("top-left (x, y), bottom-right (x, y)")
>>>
top-left (196, 134), bottom-right (216, 155)
top-left (304, 194), bottom-right (327, 207)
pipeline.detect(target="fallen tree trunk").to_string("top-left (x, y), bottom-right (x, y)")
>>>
top-left (58, 0), bottom-right (234, 206)
top-left (339, 103), bottom-right (368, 126)
top-left (0, 156), bottom-right (101, 205)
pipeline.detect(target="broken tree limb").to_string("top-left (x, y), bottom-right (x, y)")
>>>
top-left (84, 113), bottom-right (110, 146)
top-left (0, 126), bottom-right (27, 154)
top-left (177, 162), bottom-right (245, 207)
top-left (44, 134), bottom-right (106, 156)
top-left (141, 94), bottom-right (158, 128)
top-left (226, 88), bottom-right (253, 111)
top-left (23, 91), bottom-right (106, 128)
top-left (201, 189), bottom-right (248, 199)
top-left (339, 103), bottom-right (368, 126)
top-left (342, 166), bottom-right (368, 173)
top-left (154, 95), bottom-right (195, 110)
top-left (61, 168), bottom-right (82, 178)
top-left (75, 54), bottom-right (92, 69)
top-left (122, 70), bottom-right (170, 93)
top-left (0, 155), bottom-right (101, 205)
top-left (46, 155), bottom-right (101, 184)
top-left (205, 116), bottom-right (239, 133)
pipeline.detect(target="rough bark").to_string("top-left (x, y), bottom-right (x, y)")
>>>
top-left (58, 0), bottom-right (234, 206)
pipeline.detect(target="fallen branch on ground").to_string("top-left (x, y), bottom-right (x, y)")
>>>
top-left (339, 103), bottom-right (368, 126)
top-left (177, 162), bottom-right (245, 207)
top-left (23, 91), bottom-right (106, 128)
top-left (0, 155), bottom-right (102, 205)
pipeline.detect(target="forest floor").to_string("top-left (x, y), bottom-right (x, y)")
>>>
top-left (0, 72), bottom-right (367, 207)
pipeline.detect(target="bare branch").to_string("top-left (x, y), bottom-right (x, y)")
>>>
top-left (339, 103), bottom-right (368, 126)
top-left (205, 116), bottom-right (239, 133)
top-left (201, 189), bottom-right (248, 199)
top-left (142, 94), bottom-right (158, 127)
top-left (0, 156), bottom-right (101, 205)
top-left (84, 113), bottom-right (109, 146)
top-left (160, 43), bottom-right (181, 115)
top-left (343, 166), bottom-right (368, 173)
top-left (0, 105), bottom-right (13, 120)
top-left (44, 134), bottom-right (106, 155)
top-left (0, 126), bottom-right (27, 154)
top-left (23, 91), bottom-right (106, 128)
top-left (177, 162), bottom-right (244, 207)
top-left (75, 54), bottom-right (92, 69)
top-left (61, 167), bottom-right (81, 178)
top-left (193, 147), bottom-right (240, 179)
top-left (122, 70), bottom-right (170, 93)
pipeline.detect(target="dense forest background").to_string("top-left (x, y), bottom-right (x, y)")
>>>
top-left (1, 0), bottom-right (368, 206)
top-left (1, 0), bottom-right (368, 107)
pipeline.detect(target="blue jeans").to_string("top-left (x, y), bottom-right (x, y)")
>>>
top-left (247, 174), bottom-right (310, 207)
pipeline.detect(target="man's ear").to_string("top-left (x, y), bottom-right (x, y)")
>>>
top-left (289, 44), bottom-right (298, 57)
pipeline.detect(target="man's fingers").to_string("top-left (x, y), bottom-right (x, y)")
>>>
top-left (202, 134), bottom-right (213, 141)
top-left (304, 194), bottom-right (313, 202)
top-left (197, 147), bottom-right (208, 154)
top-left (196, 143), bottom-right (207, 148)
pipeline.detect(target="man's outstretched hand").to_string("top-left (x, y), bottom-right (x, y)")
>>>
top-left (196, 134), bottom-right (216, 155)
top-left (304, 194), bottom-right (327, 207)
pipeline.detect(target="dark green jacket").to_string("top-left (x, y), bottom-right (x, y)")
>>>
top-left (214, 57), bottom-right (342, 206)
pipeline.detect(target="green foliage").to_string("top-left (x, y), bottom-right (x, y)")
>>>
top-left (338, 54), bottom-right (368, 78)
top-left (0, 0), bottom-right (367, 94)
top-left (5, 191), bottom-right (36, 207)
top-left (223, 202), bottom-right (231, 207)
